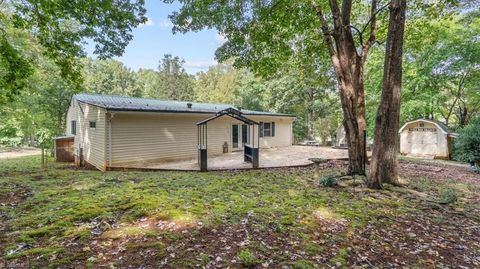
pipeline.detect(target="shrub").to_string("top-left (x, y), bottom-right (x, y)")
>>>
top-left (237, 249), bottom-right (259, 268)
top-left (319, 175), bottom-right (337, 187)
top-left (439, 187), bottom-right (458, 204)
top-left (453, 117), bottom-right (480, 164)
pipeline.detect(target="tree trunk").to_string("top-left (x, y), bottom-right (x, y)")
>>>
top-left (311, 0), bottom-right (372, 175)
top-left (368, 0), bottom-right (407, 189)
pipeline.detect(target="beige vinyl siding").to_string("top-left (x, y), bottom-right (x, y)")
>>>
top-left (249, 116), bottom-right (294, 148)
top-left (66, 98), bottom-right (106, 171)
top-left (109, 112), bottom-right (240, 166)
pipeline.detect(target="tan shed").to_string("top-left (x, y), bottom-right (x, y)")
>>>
top-left (63, 93), bottom-right (295, 171)
top-left (399, 119), bottom-right (457, 160)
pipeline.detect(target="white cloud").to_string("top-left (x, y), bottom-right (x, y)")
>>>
top-left (215, 32), bottom-right (227, 45)
top-left (159, 19), bottom-right (173, 29)
top-left (139, 17), bottom-right (154, 27)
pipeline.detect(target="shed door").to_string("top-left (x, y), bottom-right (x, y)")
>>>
top-left (410, 131), bottom-right (438, 155)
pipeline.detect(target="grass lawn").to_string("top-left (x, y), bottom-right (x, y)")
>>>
top-left (1, 156), bottom-right (479, 268)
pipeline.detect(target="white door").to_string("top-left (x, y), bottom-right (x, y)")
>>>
top-left (411, 131), bottom-right (438, 155)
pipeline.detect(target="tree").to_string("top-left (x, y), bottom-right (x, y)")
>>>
top-left (1, 0), bottom-right (146, 99)
top-left (165, 0), bottom-right (393, 175)
top-left (368, 0), bottom-right (407, 188)
top-left (82, 58), bottom-right (141, 97)
top-left (137, 68), bottom-right (162, 98)
top-left (155, 54), bottom-right (195, 101)
top-left (195, 64), bottom-right (244, 104)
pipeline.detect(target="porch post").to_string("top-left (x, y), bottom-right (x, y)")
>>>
top-left (198, 124), bottom-right (208, 172)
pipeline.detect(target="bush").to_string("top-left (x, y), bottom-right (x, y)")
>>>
top-left (237, 249), bottom-right (259, 268)
top-left (453, 117), bottom-right (480, 164)
top-left (439, 187), bottom-right (458, 204)
top-left (319, 175), bottom-right (337, 187)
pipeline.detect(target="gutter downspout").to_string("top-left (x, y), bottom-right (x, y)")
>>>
top-left (107, 112), bottom-right (115, 169)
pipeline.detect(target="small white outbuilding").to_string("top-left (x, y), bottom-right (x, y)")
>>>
top-left (399, 119), bottom-right (457, 160)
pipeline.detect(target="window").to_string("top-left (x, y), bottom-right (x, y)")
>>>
top-left (419, 123), bottom-right (425, 127)
top-left (89, 121), bottom-right (96, 129)
top-left (71, 120), bottom-right (76, 135)
top-left (260, 122), bottom-right (276, 137)
top-left (263, 122), bottom-right (271, 137)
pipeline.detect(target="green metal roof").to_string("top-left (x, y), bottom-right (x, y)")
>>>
top-left (74, 93), bottom-right (295, 117)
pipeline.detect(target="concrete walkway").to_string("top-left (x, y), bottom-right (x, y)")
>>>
top-left (136, 146), bottom-right (350, 171)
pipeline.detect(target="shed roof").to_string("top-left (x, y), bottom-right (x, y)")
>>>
top-left (74, 93), bottom-right (294, 117)
top-left (399, 119), bottom-right (452, 134)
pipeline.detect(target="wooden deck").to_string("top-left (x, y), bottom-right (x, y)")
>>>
top-left (114, 146), bottom-right (351, 171)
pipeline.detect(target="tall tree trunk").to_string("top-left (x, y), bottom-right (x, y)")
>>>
top-left (368, 0), bottom-right (407, 188)
top-left (311, 0), bottom-right (370, 175)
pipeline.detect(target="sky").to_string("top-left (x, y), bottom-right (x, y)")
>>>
top-left (86, 0), bottom-right (224, 74)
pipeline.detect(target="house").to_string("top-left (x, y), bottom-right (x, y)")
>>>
top-left (399, 119), bottom-right (457, 159)
top-left (64, 93), bottom-right (295, 171)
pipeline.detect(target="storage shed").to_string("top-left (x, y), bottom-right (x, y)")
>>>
top-left (64, 93), bottom-right (295, 171)
top-left (399, 119), bottom-right (457, 159)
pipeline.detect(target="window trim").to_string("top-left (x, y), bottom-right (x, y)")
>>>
top-left (260, 122), bottom-right (276, 138)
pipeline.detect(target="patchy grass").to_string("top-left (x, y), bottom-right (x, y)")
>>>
top-left (0, 156), bottom-right (479, 268)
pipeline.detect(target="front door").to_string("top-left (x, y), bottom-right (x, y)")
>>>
top-left (232, 124), bottom-right (239, 150)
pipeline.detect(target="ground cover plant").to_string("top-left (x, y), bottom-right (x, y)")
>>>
top-left (1, 156), bottom-right (479, 268)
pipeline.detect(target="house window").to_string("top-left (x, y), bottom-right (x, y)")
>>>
top-left (71, 120), bottom-right (76, 135)
top-left (260, 122), bottom-right (276, 137)
top-left (89, 121), bottom-right (96, 129)
top-left (419, 123), bottom-right (425, 127)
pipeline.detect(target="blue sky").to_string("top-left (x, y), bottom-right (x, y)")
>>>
top-left (86, 0), bottom-right (223, 74)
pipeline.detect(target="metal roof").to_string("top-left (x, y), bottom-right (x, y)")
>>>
top-left (398, 119), bottom-right (452, 134)
top-left (74, 93), bottom-right (294, 117)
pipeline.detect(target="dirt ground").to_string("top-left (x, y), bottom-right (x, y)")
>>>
top-left (120, 146), bottom-right (354, 170)
top-left (0, 148), bottom-right (41, 160)
top-left (0, 156), bottom-right (479, 268)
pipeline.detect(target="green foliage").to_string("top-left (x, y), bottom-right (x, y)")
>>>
top-left (195, 64), bottom-right (243, 104)
top-left (1, 0), bottom-right (146, 99)
top-left (319, 175), bottom-right (337, 187)
top-left (453, 117), bottom-right (480, 163)
top-left (365, 11), bottom-right (480, 131)
top-left (439, 186), bottom-right (458, 204)
top-left (237, 249), bottom-right (259, 268)
top-left (0, 33), bottom-right (33, 104)
top-left (82, 58), bottom-right (141, 96)
top-left (156, 54), bottom-right (195, 101)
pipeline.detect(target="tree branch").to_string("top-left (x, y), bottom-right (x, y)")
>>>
top-left (328, 0), bottom-right (343, 33)
top-left (347, 24), bottom-right (363, 46)
top-left (311, 0), bottom-right (336, 58)
top-left (361, 0), bottom-right (389, 58)
top-left (341, 0), bottom-right (352, 26)
top-left (361, 1), bottom-right (390, 35)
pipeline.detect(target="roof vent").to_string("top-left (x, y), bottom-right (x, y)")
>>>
top-left (187, 103), bottom-right (192, 109)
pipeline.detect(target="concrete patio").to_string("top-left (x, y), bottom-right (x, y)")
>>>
top-left (118, 146), bottom-right (351, 171)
